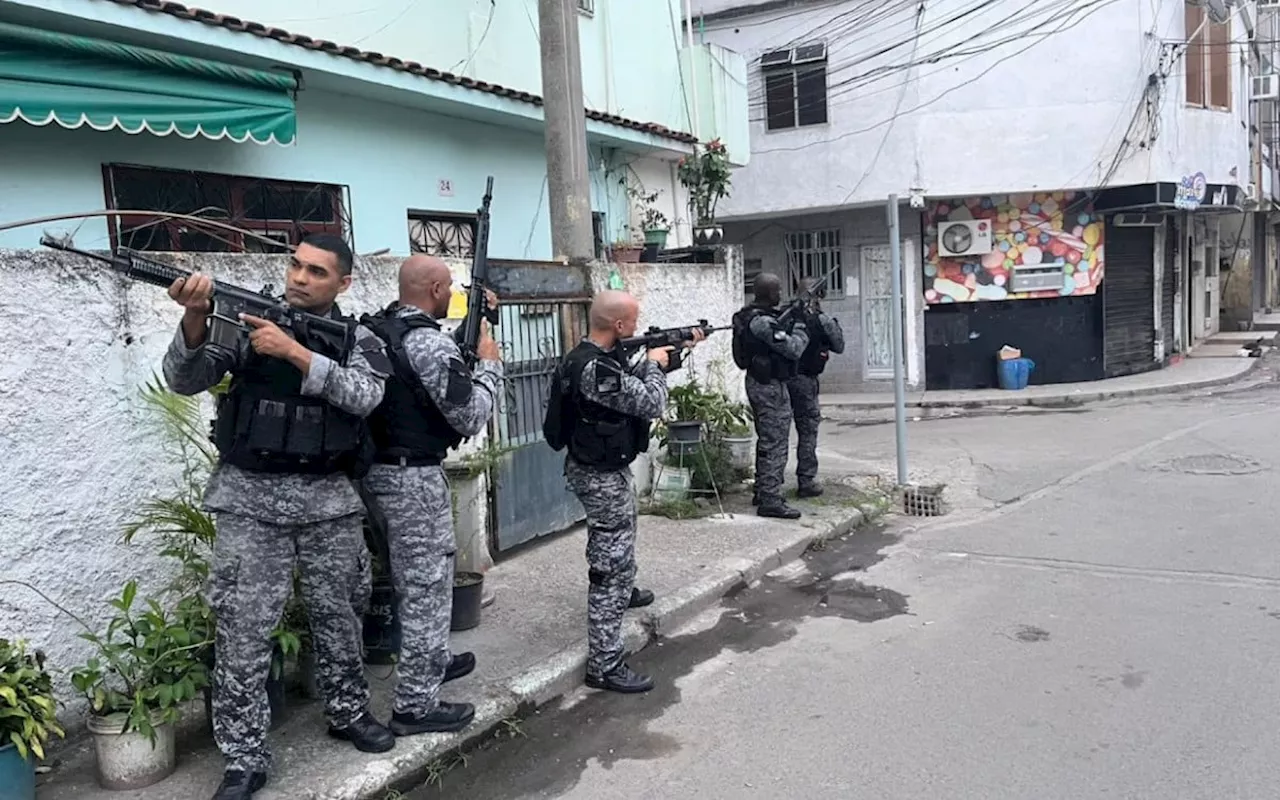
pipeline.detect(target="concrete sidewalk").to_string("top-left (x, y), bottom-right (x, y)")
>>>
top-left (821, 353), bottom-right (1263, 418)
top-left (37, 483), bottom-right (887, 800)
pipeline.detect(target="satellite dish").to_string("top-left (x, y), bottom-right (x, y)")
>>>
top-left (1206, 0), bottom-right (1230, 24)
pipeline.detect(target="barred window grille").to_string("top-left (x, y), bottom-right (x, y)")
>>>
top-left (103, 163), bottom-right (351, 253)
top-left (407, 211), bottom-right (477, 258)
top-left (784, 229), bottom-right (844, 296)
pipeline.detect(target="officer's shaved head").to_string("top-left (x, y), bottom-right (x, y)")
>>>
top-left (754, 272), bottom-right (782, 306)
top-left (399, 253), bottom-right (454, 319)
top-left (587, 289), bottom-right (640, 345)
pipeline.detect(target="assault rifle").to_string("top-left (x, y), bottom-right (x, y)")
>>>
top-left (776, 259), bottom-right (844, 328)
top-left (457, 176), bottom-right (500, 369)
top-left (619, 319), bottom-right (729, 373)
top-left (39, 234), bottom-right (351, 358)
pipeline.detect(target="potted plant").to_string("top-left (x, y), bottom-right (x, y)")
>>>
top-left (610, 236), bottom-right (643, 263)
top-left (720, 417), bottom-right (755, 472)
top-left (449, 440), bottom-right (516, 631)
top-left (627, 185), bottom-right (671, 249)
top-left (70, 580), bottom-right (209, 790)
top-left (0, 639), bottom-right (64, 800)
top-left (677, 138), bottom-right (732, 246)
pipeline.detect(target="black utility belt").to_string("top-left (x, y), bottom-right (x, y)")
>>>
top-left (373, 453), bottom-right (444, 467)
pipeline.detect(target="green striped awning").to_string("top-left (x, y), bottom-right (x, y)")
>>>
top-left (0, 21), bottom-right (298, 145)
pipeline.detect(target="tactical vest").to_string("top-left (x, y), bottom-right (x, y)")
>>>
top-left (560, 341), bottom-right (649, 470)
top-left (212, 307), bottom-right (366, 475)
top-left (797, 313), bottom-right (830, 376)
top-left (731, 305), bottom-right (798, 383)
top-left (362, 308), bottom-right (464, 465)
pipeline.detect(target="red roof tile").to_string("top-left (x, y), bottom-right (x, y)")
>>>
top-left (102, 0), bottom-right (699, 144)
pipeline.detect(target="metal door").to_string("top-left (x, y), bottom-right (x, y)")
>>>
top-left (1102, 222), bottom-right (1157, 377)
top-left (489, 297), bottom-right (589, 553)
top-left (860, 244), bottom-right (895, 378)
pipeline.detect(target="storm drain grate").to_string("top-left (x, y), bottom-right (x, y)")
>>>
top-left (902, 484), bottom-right (946, 516)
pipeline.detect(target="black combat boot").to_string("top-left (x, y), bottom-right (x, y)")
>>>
top-left (585, 661), bottom-right (654, 693)
top-left (212, 769), bottom-right (266, 800)
top-left (797, 482), bottom-right (824, 498)
top-left (444, 651), bottom-right (476, 683)
top-left (757, 499), bottom-right (801, 519)
top-left (326, 710), bottom-right (396, 752)
top-left (389, 701), bottom-right (476, 735)
top-left (628, 587), bottom-right (655, 608)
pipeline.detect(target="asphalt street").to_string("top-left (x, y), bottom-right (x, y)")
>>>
top-left (415, 365), bottom-right (1280, 800)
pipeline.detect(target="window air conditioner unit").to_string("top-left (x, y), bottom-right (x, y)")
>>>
top-left (1252, 73), bottom-right (1280, 100)
top-left (1114, 212), bottom-right (1164, 226)
top-left (1247, 182), bottom-right (1258, 201)
top-left (937, 219), bottom-right (993, 257)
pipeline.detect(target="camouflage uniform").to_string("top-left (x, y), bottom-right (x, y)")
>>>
top-left (162, 317), bottom-right (391, 776)
top-left (565, 356), bottom-right (667, 680)
top-left (360, 304), bottom-right (502, 719)
top-left (786, 311), bottom-right (845, 489)
top-left (745, 312), bottom-right (808, 509)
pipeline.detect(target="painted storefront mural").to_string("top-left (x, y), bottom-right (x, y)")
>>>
top-left (923, 191), bottom-right (1105, 304)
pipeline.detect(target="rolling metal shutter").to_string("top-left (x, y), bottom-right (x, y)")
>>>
top-left (1103, 222), bottom-right (1157, 377)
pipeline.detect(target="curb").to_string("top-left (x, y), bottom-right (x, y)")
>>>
top-left (821, 357), bottom-right (1266, 416)
top-left (321, 503), bottom-right (877, 800)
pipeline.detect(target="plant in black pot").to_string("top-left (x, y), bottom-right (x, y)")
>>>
top-left (70, 580), bottom-right (209, 791)
top-left (0, 638), bottom-right (64, 800)
top-left (677, 138), bottom-right (733, 246)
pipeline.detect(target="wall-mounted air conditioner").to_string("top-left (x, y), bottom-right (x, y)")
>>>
top-left (1252, 73), bottom-right (1280, 100)
top-left (1247, 182), bottom-right (1258, 201)
top-left (936, 219), bottom-right (993, 257)
top-left (1114, 212), bottom-right (1164, 226)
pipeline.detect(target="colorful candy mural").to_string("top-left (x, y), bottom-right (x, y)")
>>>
top-left (923, 191), bottom-right (1105, 304)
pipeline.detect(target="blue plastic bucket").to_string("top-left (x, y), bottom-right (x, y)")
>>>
top-left (996, 357), bottom-right (1035, 390)
top-left (0, 742), bottom-right (35, 800)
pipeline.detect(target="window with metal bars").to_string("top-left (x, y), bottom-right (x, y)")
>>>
top-left (407, 210), bottom-right (478, 258)
top-left (761, 42), bottom-right (828, 131)
top-left (784, 229), bottom-right (844, 297)
top-left (103, 163), bottom-right (350, 253)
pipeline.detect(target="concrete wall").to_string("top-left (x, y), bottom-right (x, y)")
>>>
top-left (0, 86), bottom-right (688, 255)
top-left (723, 207), bottom-right (925, 391)
top-left (695, 0), bottom-right (1250, 217)
top-left (0, 246), bottom-right (743, 722)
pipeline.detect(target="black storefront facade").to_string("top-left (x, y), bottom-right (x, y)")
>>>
top-left (921, 180), bottom-right (1241, 391)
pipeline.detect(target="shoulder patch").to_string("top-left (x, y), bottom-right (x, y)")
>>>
top-left (446, 356), bottom-right (474, 405)
top-left (593, 358), bottom-right (623, 395)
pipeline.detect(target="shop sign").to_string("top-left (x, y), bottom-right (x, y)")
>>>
top-left (1174, 172), bottom-right (1207, 210)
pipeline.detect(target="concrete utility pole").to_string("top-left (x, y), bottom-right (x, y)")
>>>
top-left (887, 193), bottom-right (908, 486)
top-left (538, 0), bottom-right (595, 264)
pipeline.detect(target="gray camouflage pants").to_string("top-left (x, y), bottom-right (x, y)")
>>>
top-left (746, 374), bottom-right (793, 503)
top-left (362, 464), bottom-right (455, 717)
top-left (565, 458), bottom-right (637, 677)
top-left (209, 512), bottom-right (370, 773)
top-left (785, 374), bottom-right (821, 484)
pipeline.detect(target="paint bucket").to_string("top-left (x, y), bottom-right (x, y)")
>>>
top-left (451, 572), bottom-right (485, 632)
top-left (0, 743), bottom-right (34, 800)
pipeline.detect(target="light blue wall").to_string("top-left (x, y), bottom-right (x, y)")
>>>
top-left (0, 86), bottom-right (626, 258)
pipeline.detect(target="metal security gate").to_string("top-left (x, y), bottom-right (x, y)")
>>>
top-left (1102, 221), bottom-right (1158, 377)
top-left (1161, 217), bottom-right (1177, 359)
top-left (488, 296), bottom-right (589, 553)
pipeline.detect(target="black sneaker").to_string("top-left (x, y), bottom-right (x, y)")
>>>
top-left (389, 701), bottom-right (476, 736)
top-left (327, 711), bottom-right (395, 753)
top-left (757, 501), bottom-right (801, 519)
top-left (797, 483), bottom-right (824, 498)
top-left (212, 769), bottom-right (266, 800)
top-left (585, 661), bottom-right (654, 693)
top-left (628, 587), bottom-right (655, 608)
top-left (444, 651), bottom-right (476, 683)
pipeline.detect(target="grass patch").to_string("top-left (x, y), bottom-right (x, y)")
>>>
top-left (640, 498), bottom-right (708, 520)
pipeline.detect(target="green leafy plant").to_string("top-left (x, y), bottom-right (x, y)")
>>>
top-left (0, 638), bottom-right (64, 761)
top-left (68, 580), bottom-right (210, 742)
top-left (660, 370), bottom-right (752, 442)
top-left (677, 138), bottom-right (732, 227)
top-left (626, 185), bottom-right (669, 232)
